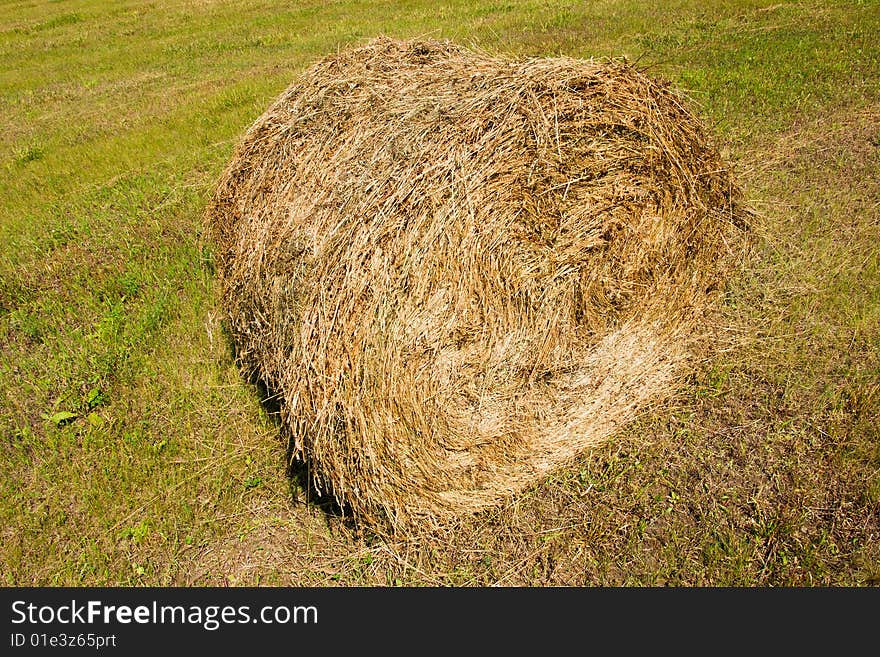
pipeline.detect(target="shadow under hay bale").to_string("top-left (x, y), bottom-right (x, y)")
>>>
top-left (206, 36), bottom-right (748, 535)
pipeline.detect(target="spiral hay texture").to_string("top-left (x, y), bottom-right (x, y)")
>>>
top-left (207, 37), bottom-right (746, 533)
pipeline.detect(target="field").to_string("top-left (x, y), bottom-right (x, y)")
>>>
top-left (1, 0), bottom-right (878, 585)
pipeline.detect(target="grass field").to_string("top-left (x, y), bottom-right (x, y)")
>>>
top-left (1, 0), bottom-right (878, 585)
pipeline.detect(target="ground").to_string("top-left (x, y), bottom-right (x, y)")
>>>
top-left (1, 0), bottom-right (878, 585)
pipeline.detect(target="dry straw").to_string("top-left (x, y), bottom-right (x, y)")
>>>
top-left (207, 37), bottom-right (748, 534)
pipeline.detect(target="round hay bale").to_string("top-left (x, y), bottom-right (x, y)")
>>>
top-left (207, 37), bottom-right (747, 533)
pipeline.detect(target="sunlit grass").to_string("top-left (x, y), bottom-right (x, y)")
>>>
top-left (1, 0), bottom-right (878, 585)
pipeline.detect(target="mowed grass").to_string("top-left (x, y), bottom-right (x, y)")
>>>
top-left (1, 0), bottom-right (878, 585)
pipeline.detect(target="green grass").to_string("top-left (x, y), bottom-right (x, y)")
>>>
top-left (1, 0), bottom-right (878, 585)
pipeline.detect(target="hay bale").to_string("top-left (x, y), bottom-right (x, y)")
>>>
top-left (207, 37), bottom-right (747, 533)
